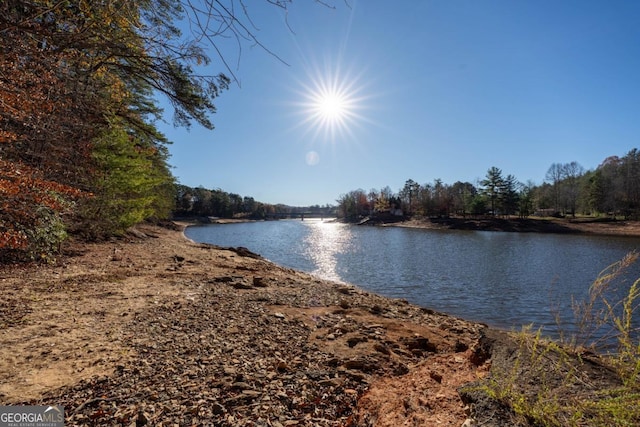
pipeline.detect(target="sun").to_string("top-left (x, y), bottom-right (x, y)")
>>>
top-left (293, 60), bottom-right (369, 144)
top-left (314, 92), bottom-right (348, 121)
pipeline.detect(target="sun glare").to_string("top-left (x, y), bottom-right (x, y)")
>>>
top-left (292, 60), bottom-right (370, 144)
top-left (315, 92), bottom-right (348, 121)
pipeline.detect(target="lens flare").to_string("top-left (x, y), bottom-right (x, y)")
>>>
top-left (291, 58), bottom-right (371, 145)
top-left (305, 150), bottom-right (320, 165)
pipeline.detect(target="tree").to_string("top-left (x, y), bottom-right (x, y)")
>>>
top-left (243, 197), bottom-right (256, 214)
top-left (562, 161), bottom-right (585, 217)
top-left (0, 0), bottom-right (235, 258)
top-left (400, 179), bottom-right (420, 216)
top-left (368, 189), bottom-right (381, 212)
top-left (336, 193), bottom-right (357, 221)
top-left (546, 163), bottom-right (564, 214)
top-left (481, 167), bottom-right (504, 216)
top-left (501, 174), bottom-right (520, 216)
top-left (518, 181), bottom-right (536, 218)
top-left (621, 149), bottom-right (640, 219)
top-left (336, 189), bottom-right (369, 221)
top-left (73, 121), bottom-right (176, 238)
top-left (451, 181), bottom-right (477, 217)
top-left (175, 185), bottom-right (196, 215)
top-left (0, 160), bottom-right (82, 261)
top-left (432, 179), bottom-right (452, 217)
top-left (470, 195), bottom-right (487, 217)
top-left (582, 157), bottom-right (623, 217)
top-left (416, 182), bottom-right (433, 216)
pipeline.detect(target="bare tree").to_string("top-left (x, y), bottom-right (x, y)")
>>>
top-left (562, 161), bottom-right (585, 217)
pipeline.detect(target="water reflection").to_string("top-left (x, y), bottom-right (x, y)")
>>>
top-left (301, 220), bottom-right (353, 282)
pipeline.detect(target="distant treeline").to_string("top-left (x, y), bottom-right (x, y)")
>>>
top-left (173, 185), bottom-right (336, 220)
top-left (335, 149), bottom-right (640, 221)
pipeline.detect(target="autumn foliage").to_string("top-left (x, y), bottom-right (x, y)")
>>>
top-left (0, 0), bottom-right (228, 262)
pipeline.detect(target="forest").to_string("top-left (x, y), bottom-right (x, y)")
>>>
top-left (0, 0), bottom-right (244, 262)
top-left (174, 150), bottom-right (639, 224)
top-left (335, 150), bottom-right (640, 222)
top-left (173, 184), bottom-right (335, 220)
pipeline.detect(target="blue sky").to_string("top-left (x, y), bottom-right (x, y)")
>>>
top-left (156, 0), bottom-right (640, 206)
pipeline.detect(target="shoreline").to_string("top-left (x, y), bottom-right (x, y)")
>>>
top-left (391, 216), bottom-right (640, 237)
top-left (0, 222), bottom-right (630, 425)
top-left (178, 215), bottom-right (640, 238)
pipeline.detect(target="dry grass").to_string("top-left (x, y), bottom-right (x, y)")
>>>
top-left (482, 252), bottom-right (640, 426)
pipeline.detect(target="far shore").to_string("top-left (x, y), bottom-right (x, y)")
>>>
top-left (176, 214), bottom-right (640, 238)
top-left (388, 216), bottom-right (640, 237)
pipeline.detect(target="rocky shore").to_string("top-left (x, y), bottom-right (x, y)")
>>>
top-left (0, 222), bottom-right (630, 426)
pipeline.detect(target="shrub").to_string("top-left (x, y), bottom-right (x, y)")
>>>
top-left (474, 253), bottom-right (640, 426)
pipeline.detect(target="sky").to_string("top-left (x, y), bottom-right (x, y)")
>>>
top-left (156, 0), bottom-right (640, 207)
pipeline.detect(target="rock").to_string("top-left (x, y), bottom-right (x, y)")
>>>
top-left (253, 277), bottom-right (267, 287)
top-left (337, 287), bottom-right (353, 295)
top-left (455, 341), bottom-right (469, 352)
top-left (343, 358), bottom-right (378, 372)
top-left (370, 305), bottom-right (383, 314)
top-left (230, 246), bottom-right (262, 259)
top-left (392, 362), bottom-right (409, 376)
top-left (403, 336), bottom-right (437, 352)
top-left (230, 381), bottom-right (252, 390)
top-left (373, 343), bottom-right (391, 355)
top-left (276, 361), bottom-right (290, 372)
top-left (430, 371), bottom-right (443, 383)
top-left (211, 403), bottom-right (225, 415)
top-left (135, 411), bottom-right (148, 427)
top-left (241, 389), bottom-right (261, 398)
top-left (470, 329), bottom-right (495, 366)
top-left (319, 378), bottom-right (343, 387)
top-left (346, 336), bottom-right (368, 348)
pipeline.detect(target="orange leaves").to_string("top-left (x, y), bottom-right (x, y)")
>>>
top-left (0, 0), bottom-right (179, 259)
top-left (0, 159), bottom-right (83, 252)
top-left (0, 130), bottom-right (19, 143)
top-left (0, 230), bottom-right (28, 251)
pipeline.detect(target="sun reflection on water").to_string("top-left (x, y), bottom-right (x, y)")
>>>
top-left (302, 220), bottom-right (353, 282)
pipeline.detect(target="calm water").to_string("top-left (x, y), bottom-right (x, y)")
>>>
top-left (186, 219), bottom-right (640, 342)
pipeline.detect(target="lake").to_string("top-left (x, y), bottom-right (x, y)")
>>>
top-left (185, 219), bottom-right (640, 345)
